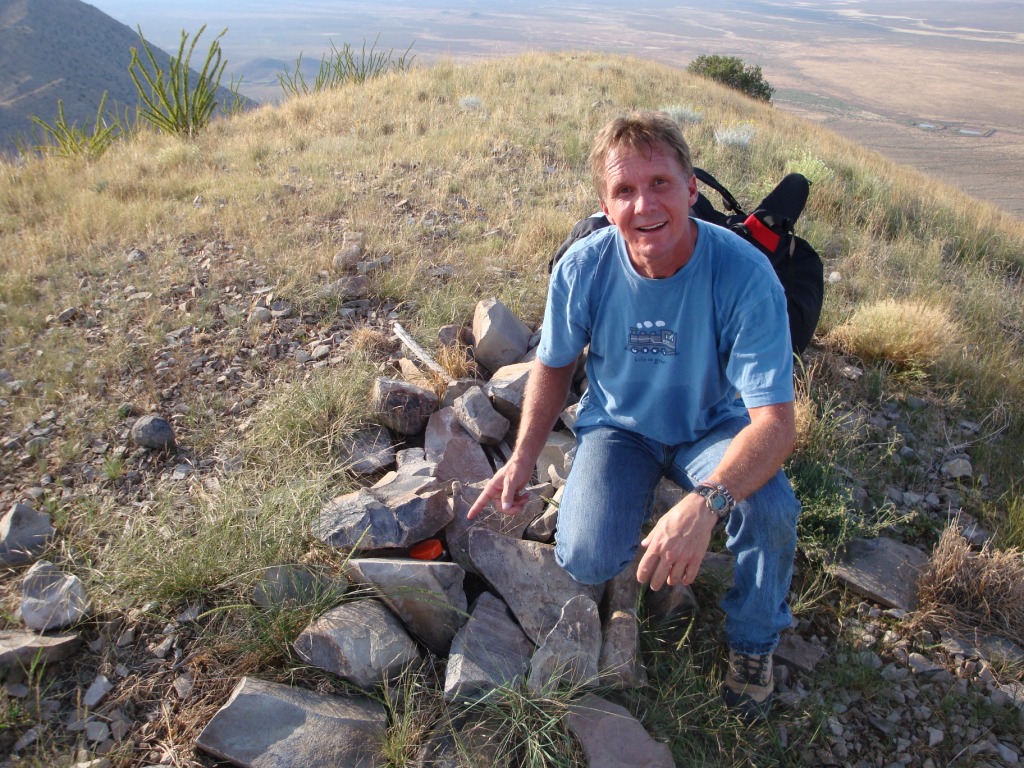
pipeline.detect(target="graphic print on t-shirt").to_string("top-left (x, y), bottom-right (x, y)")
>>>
top-left (627, 320), bottom-right (677, 359)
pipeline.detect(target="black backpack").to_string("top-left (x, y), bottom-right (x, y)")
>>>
top-left (550, 168), bottom-right (824, 353)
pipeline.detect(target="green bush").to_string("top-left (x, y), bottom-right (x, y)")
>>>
top-left (129, 25), bottom-right (231, 138)
top-left (279, 35), bottom-right (415, 98)
top-left (687, 55), bottom-right (774, 102)
top-left (30, 92), bottom-right (119, 159)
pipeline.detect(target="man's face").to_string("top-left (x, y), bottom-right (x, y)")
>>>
top-left (599, 141), bottom-right (698, 277)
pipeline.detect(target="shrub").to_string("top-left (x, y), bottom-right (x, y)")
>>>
top-left (278, 36), bottom-right (415, 98)
top-left (129, 25), bottom-right (230, 138)
top-left (659, 104), bottom-right (703, 125)
top-left (687, 55), bottom-right (774, 102)
top-left (828, 298), bottom-right (959, 368)
top-left (713, 122), bottom-right (756, 148)
top-left (30, 92), bottom-right (119, 159)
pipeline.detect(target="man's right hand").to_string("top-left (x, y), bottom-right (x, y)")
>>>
top-left (466, 456), bottom-right (535, 520)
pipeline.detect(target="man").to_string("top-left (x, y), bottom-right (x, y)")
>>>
top-left (468, 110), bottom-right (801, 721)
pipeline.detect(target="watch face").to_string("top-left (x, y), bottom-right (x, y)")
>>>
top-left (709, 493), bottom-right (728, 512)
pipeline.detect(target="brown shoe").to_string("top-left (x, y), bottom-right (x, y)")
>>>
top-left (721, 650), bottom-right (774, 722)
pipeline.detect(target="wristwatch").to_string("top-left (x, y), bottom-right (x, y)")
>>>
top-left (692, 482), bottom-right (736, 522)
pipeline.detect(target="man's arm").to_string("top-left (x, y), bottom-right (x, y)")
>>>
top-left (636, 401), bottom-right (797, 590)
top-left (466, 358), bottom-right (577, 519)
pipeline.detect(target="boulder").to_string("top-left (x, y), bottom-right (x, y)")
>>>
top-left (315, 476), bottom-right (452, 553)
top-left (130, 414), bottom-right (175, 450)
top-left (527, 595), bottom-right (601, 693)
top-left (425, 408), bottom-right (494, 486)
top-left (453, 387), bottom-right (509, 445)
top-left (197, 676), bottom-right (386, 768)
top-left (446, 482), bottom-right (537, 575)
top-left (444, 592), bottom-right (534, 702)
top-left (600, 553), bottom-right (647, 689)
top-left (472, 298), bottom-right (531, 374)
top-left (347, 558), bottom-right (468, 656)
top-left (467, 527), bottom-right (602, 645)
top-left (253, 565), bottom-right (342, 609)
top-left (293, 600), bottom-right (420, 689)
top-left (338, 425), bottom-right (395, 475)
top-left (0, 503), bottom-right (55, 567)
top-left (566, 693), bottom-right (675, 768)
top-left (828, 536), bottom-right (929, 611)
top-left (371, 378), bottom-right (439, 435)
top-left (21, 560), bottom-right (90, 631)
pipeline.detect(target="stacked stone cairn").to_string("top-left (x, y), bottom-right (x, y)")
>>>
top-left (198, 298), bottom-right (682, 767)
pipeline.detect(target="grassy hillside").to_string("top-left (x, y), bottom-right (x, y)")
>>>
top-left (1, 51), bottom-right (1023, 765)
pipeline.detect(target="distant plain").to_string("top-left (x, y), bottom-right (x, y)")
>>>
top-left (89, 0), bottom-right (1024, 218)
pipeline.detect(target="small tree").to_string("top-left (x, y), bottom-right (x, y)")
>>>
top-left (687, 55), bottom-right (774, 102)
top-left (129, 25), bottom-right (230, 138)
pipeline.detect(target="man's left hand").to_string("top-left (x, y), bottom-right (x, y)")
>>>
top-left (637, 493), bottom-right (717, 591)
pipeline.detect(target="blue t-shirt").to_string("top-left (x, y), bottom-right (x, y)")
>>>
top-left (538, 219), bottom-right (793, 446)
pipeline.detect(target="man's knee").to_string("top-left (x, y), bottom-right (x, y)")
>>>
top-left (555, 539), bottom-right (630, 585)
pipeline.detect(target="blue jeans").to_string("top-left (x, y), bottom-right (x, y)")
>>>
top-left (554, 417), bottom-right (801, 655)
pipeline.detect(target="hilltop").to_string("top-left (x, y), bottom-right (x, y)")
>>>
top-left (1, 51), bottom-right (1023, 766)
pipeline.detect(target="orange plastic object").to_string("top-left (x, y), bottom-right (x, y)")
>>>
top-left (409, 539), bottom-right (444, 560)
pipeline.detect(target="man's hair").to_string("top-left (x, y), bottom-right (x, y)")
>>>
top-left (590, 110), bottom-right (694, 199)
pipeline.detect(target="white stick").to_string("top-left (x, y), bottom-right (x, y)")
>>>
top-left (392, 322), bottom-right (454, 384)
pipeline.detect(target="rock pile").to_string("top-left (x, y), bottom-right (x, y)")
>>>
top-left (197, 297), bottom-right (684, 766)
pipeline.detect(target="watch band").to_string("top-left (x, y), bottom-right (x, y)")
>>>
top-left (693, 481), bottom-right (737, 521)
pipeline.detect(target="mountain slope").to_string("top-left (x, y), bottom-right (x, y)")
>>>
top-left (0, 0), bottom-right (242, 152)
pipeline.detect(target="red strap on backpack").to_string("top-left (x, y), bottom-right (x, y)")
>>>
top-left (743, 213), bottom-right (781, 253)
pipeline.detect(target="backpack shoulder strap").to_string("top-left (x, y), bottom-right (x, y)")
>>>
top-left (693, 167), bottom-right (745, 217)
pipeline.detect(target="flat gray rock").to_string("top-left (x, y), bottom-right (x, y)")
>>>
top-left (0, 629), bottom-right (80, 672)
top-left (0, 503), bottom-right (55, 567)
top-left (445, 592), bottom-right (534, 702)
top-left (566, 693), bottom-right (675, 768)
top-left (347, 558), bottom-right (468, 656)
top-left (528, 595), bottom-right (601, 693)
top-left (21, 560), bottom-right (90, 631)
top-left (828, 537), bottom-right (929, 610)
top-left (453, 387), bottom-right (509, 445)
top-left (197, 676), bottom-right (386, 768)
top-left (472, 298), bottom-right (531, 374)
top-left (467, 527), bottom-right (602, 645)
top-left (315, 478), bottom-right (452, 553)
top-left (372, 378), bottom-right (439, 435)
top-left (339, 425), bottom-right (396, 475)
top-left (774, 633), bottom-right (826, 673)
top-left (445, 483), bottom-right (536, 575)
top-left (294, 600), bottom-right (420, 689)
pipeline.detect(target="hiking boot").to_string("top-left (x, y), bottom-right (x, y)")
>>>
top-left (721, 650), bottom-right (774, 722)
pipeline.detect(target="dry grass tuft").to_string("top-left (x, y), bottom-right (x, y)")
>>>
top-left (435, 342), bottom-right (479, 381)
top-left (349, 326), bottom-right (399, 360)
top-left (827, 298), bottom-right (959, 368)
top-left (793, 387), bottom-right (818, 452)
top-left (915, 523), bottom-right (1024, 650)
